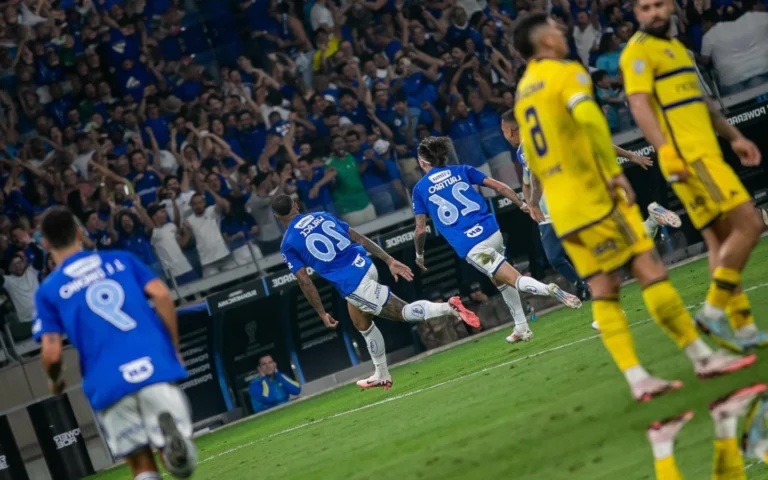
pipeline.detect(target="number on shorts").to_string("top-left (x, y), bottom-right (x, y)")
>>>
top-left (305, 220), bottom-right (351, 262)
top-left (525, 107), bottom-right (548, 156)
top-left (85, 279), bottom-right (137, 331)
top-left (428, 182), bottom-right (480, 225)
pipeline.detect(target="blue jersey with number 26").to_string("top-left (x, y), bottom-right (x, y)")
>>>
top-left (281, 212), bottom-right (372, 297)
top-left (412, 164), bottom-right (498, 258)
top-left (33, 250), bottom-right (187, 411)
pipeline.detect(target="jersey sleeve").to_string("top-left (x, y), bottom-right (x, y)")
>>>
top-left (464, 165), bottom-right (488, 186)
top-left (619, 42), bottom-right (654, 95)
top-left (32, 289), bottom-right (63, 342)
top-left (559, 62), bottom-right (594, 113)
top-left (411, 184), bottom-right (428, 216)
top-left (281, 244), bottom-right (305, 275)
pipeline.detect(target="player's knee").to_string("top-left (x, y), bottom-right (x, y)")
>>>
top-left (587, 273), bottom-right (620, 299)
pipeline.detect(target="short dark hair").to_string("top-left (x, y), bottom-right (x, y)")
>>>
top-left (41, 207), bottom-right (79, 250)
top-left (591, 69), bottom-right (608, 84)
top-left (501, 109), bottom-right (517, 125)
top-left (163, 175), bottom-right (179, 188)
top-left (513, 13), bottom-right (549, 60)
top-left (418, 136), bottom-right (451, 167)
top-left (272, 194), bottom-right (294, 216)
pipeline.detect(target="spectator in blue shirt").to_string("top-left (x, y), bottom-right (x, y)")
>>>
top-left (248, 355), bottom-right (301, 414)
top-left (295, 156), bottom-right (336, 214)
top-left (596, 33), bottom-right (622, 80)
top-left (127, 151), bottom-right (162, 207)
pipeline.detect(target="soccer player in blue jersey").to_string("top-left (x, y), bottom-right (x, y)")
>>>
top-left (411, 137), bottom-right (582, 345)
top-left (273, 195), bottom-right (480, 390)
top-left (33, 207), bottom-right (196, 480)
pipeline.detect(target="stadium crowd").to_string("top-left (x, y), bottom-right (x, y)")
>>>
top-left (0, 0), bottom-right (766, 343)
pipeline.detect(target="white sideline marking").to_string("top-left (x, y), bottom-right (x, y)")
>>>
top-left (192, 280), bottom-right (768, 468)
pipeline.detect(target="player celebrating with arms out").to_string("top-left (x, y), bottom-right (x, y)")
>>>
top-left (512, 13), bottom-right (755, 402)
top-left (34, 207), bottom-right (196, 480)
top-left (273, 195), bottom-right (479, 390)
top-left (411, 136), bottom-right (582, 345)
top-left (620, 0), bottom-right (768, 351)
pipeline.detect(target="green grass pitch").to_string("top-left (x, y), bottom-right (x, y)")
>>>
top-left (92, 240), bottom-right (768, 480)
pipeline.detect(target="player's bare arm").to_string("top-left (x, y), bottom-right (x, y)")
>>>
top-left (41, 333), bottom-right (65, 394)
top-left (348, 228), bottom-right (414, 282)
top-left (295, 267), bottom-right (338, 328)
top-left (627, 93), bottom-right (689, 182)
top-left (705, 97), bottom-right (762, 167)
top-left (482, 177), bottom-right (527, 211)
top-left (527, 172), bottom-right (547, 223)
top-left (614, 144), bottom-right (653, 170)
top-left (145, 278), bottom-right (180, 351)
top-left (414, 214), bottom-right (428, 272)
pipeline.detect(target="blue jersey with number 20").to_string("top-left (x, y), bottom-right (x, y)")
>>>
top-left (412, 164), bottom-right (498, 258)
top-left (281, 212), bottom-right (372, 297)
top-left (33, 250), bottom-right (187, 411)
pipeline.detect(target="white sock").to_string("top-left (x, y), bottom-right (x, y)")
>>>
top-left (713, 415), bottom-right (738, 439)
top-left (735, 323), bottom-right (758, 339)
top-left (361, 322), bottom-right (389, 377)
top-left (498, 285), bottom-right (527, 327)
top-left (161, 437), bottom-right (197, 479)
top-left (624, 365), bottom-right (651, 384)
top-left (135, 472), bottom-right (161, 480)
top-left (754, 439), bottom-right (768, 459)
top-left (402, 300), bottom-right (454, 322)
top-left (684, 338), bottom-right (714, 363)
top-left (703, 303), bottom-right (725, 318)
top-left (515, 276), bottom-right (549, 297)
top-left (643, 217), bottom-right (659, 239)
top-left (650, 440), bottom-right (674, 460)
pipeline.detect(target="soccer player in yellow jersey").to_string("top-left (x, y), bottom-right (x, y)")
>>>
top-left (511, 13), bottom-right (756, 402)
top-left (621, 0), bottom-right (768, 352)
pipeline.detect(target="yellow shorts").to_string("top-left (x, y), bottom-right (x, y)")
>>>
top-left (561, 201), bottom-right (655, 279)
top-left (667, 156), bottom-right (750, 230)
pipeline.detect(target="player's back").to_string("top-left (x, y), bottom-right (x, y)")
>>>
top-left (281, 212), bottom-right (371, 297)
top-left (620, 33), bottom-right (721, 161)
top-left (514, 59), bottom-right (616, 237)
top-left (412, 164), bottom-right (497, 258)
top-left (33, 250), bottom-right (186, 411)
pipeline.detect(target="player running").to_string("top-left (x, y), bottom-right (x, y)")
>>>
top-left (272, 194), bottom-right (479, 390)
top-left (621, 0), bottom-right (768, 351)
top-left (512, 13), bottom-right (756, 402)
top-left (411, 136), bottom-right (582, 345)
top-left (33, 207), bottom-right (196, 480)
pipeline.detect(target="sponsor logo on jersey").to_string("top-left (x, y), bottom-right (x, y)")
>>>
top-left (427, 175), bottom-right (459, 194)
top-left (120, 357), bottom-right (155, 383)
top-left (465, 225), bottom-right (484, 238)
top-left (62, 255), bottom-right (102, 278)
top-left (295, 215), bottom-right (315, 229)
top-left (354, 255), bottom-right (366, 268)
top-left (428, 170), bottom-right (452, 183)
top-left (53, 429), bottom-right (81, 450)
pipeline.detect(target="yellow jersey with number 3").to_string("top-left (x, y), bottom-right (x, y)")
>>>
top-left (620, 32), bottom-right (722, 161)
top-left (514, 59), bottom-right (617, 238)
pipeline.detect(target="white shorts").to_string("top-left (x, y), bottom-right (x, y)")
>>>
top-left (345, 264), bottom-right (391, 315)
top-left (465, 230), bottom-right (506, 277)
top-left (96, 383), bottom-right (193, 458)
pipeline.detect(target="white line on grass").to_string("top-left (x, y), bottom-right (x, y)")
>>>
top-left (193, 280), bottom-right (768, 468)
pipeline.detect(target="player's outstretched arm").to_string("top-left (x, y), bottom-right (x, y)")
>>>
top-left (414, 214), bottom-right (428, 272)
top-left (705, 97), bottom-right (761, 167)
top-left (614, 145), bottom-right (653, 170)
top-left (348, 228), bottom-right (414, 282)
top-left (41, 333), bottom-right (65, 395)
top-left (145, 278), bottom-right (180, 351)
top-left (295, 268), bottom-right (338, 328)
top-left (524, 171), bottom-right (546, 224)
top-left (481, 177), bottom-right (526, 210)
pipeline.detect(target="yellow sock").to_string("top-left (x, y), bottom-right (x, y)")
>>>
top-left (726, 292), bottom-right (754, 331)
top-left (642, 281), bottom-right (700, 348)
top-left (712, 438), bottom-right (746, 480)
top-left (706, 267), bottom-right (741, 311)
top-left (593, 298), bottom-right (640, 372)
top-left (654, 456), bottom-right (685, 480)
